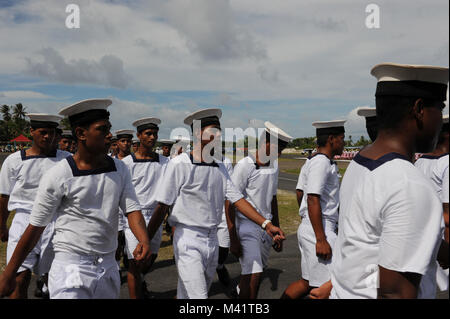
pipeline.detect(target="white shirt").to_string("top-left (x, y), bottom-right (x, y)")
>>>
top-left (432, 154), bottom-right (449, 204)
top-left (122, 153), bottom-right (170, 211)
top-left (330, 153), bottom-right (444, 299)
top-left (298, 153), bottom-right (340, 223)
top-left (29, 156), bottom-right (141, 256)
top-left (0, 149), bottom-right (71, 212)
top-left (155, 152), bottom-right (243, 230)
top-left (295, 158), bottom-right (308, 192)
top-left (231, 155), bottom-right (278, 221)
top-left (415, 153), bottom-right (448, 298)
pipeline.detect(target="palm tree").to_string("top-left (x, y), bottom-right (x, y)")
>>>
top-left (1, 104), bottom-right (11, 122)
top-left (13, 103), bottom-right (27, 121)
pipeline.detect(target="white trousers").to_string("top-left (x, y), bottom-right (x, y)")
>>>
top-left (237, 219), bottom-right (272, 275)
top-left (48, 251), bottom-right (120, 299)
top-left (124, 209), bottom-right (162, 259)
top-left (297, 218), bottom-right (337, 287)
top-left (173, 225), bottom-right (219, 299)
top-left (7, 210), bottom-right (55, 276)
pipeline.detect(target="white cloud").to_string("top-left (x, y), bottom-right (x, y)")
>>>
top-left (25, 48), bottom-right (129, 89)
top-left (0, 90), bottom-right (52, 100)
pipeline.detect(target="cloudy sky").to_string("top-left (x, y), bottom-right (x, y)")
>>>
top-left (0, 0), bottom-right (448, 140)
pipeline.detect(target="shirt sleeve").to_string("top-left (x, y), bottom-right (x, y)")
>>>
top-left (378, 179), bottom-right (444, 275)
top-left (441, 165), bottom-right (449, 204)
top-left (0, 155), bottom-right (17, 196)
top-left (305, 157), bottom-right (330, 196)
top-left (119, 163), bottom-right (141, 215)
top-left (155, 159), bottom-right (185, 206)
top-left (295, 167), bottom-right (304, 191)
top-left (273, 166), bottom-right (279, 196)
top-left (230, 162), bottom-right (250, 194)
top-left (223, 167), bottom-right (244, 204)
top-left (29, 169), bottom-right (64, 227)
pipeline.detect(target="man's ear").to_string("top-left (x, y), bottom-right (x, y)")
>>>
top-left (413, 98), bottom-right (425, 129)
top-left (75, 126), bottom-right (87, 142)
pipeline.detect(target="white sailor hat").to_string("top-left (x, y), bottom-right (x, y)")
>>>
top-left (132, 138), bottom-right (140, 144)
top-left (111, 135), bottom-right (118, 142)
top-left (159, 139), bottom-right (176, 145)
top-left (357, 107), bottom-right (376, 118)
top-left (132, 117), bottom-right (161, 133)
top-left (115, 129), bottom-right (134, 139)
top-left (174, 135), bottom-right (191, 143)
top-left (312, 120), bottom-right (346, 136)
top-left (27, 113), bottom-right (62, 129)
top-left (371, 63), bottom-right (449, 101)
top-left (61, 130), bottom-right (73, 138)
top-left (264, 121), bottom-right (293, 144)
top-left (183, 108), bottom-right (222, 129)
top-left (443, 114), bottom-right (449, 125)
top-left (58, 99), bottom-right (112, 126)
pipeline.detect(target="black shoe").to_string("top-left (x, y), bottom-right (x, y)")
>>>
top-left (230, 286), bottom-right (239, 299)
top-left (216, 266), bottom-right (231, 286)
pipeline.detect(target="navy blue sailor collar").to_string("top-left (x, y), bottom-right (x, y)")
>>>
top-left (66, 155), bottom-right (117, 176)
top-left (131, 152), bottom-right (160, 163)
top-left (418, 153), bottom-right (449, 160)
top-left (353, 152), bottom-right (410, 171)
top-left (308, 152), bottom-right (337, 165)
top-left (20, 149), bottom-right (57, 160)
top-left (189, 153), bottom-right (219, 167)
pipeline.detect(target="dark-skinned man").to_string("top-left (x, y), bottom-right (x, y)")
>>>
top-left (0, 99), bottom-right (151, 299)
top-left (121, 118), bottom-right (169, 299)
top-left (282, 119), bottom-right (345, 299)
top-left (0, 114), bottom-right (70, 298)
top-left (330, 63), bottom-right (448, 299)
top-left (146, 108), bottom-right (285, 299)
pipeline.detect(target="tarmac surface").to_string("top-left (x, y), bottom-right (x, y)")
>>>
top-left (26, 232), bottom-right (449, 299)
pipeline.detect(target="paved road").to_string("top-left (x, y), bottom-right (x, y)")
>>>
top-left (25, 232), bottom-right (449, 299)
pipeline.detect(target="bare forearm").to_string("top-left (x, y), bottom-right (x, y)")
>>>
top-left (0, 196), bottom-right (10, 227)
top-left (127, 211), bottom-right (150, 244)
top-left (233, 198), bottom-right (266, 227)
top-left (296, 190), bottom-right (303, 208)
top-left (225, 200), bottom-right (237, 236)
top-left (147, 203), bottom-right (169, 239)
top-left (3, 224), bottom-right (44, 277)
top-left (307, 195), bottom-right (326, 241)
top-left (271, 196), bottom-right (279, 227)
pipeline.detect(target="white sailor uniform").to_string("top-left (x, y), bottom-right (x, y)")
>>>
top-left (217, 156), bottom-right (234, 249)
top-left (155, 153), bottom-right (243, 299)
top-left (415, 153), bottom-right (449, 296)
top-left (29, 156), bottom-right (141, 299)
top-left (231, 155), bottom-right (278, 275)
top-left (122, 153), bottom-right (169, 258)
top-left (0, 149), bottom-right (70, 276)
top-left (297, 153), bottom-right (339, 287)
top-left (330, 153), bottom-right (444, 299)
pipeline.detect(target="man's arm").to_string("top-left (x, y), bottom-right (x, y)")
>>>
top-left (296, 190), bottom-right (303, 208)
top-left (437, 239), bottom-right (449, 269)
top-left (443, 203), bottom-right (449, 243)
top-left (0, 195), bottom-right (10, 242)
top-left (307, 194), bottom-right (332, 260)
top-left (377, 266), bottom-right (421, 299)
top-left (271, 195), bottom-right (283, 252)
top-left (225, 200), bottom-right (242, 258)
top-left (126, 210), bottom-right (151, 262)
top-left (147, 203), bottom-right (170, 240)
top-left (233, 198), bottom-right (285, 241)
top-left (0, 224), bottom-right (45, 297)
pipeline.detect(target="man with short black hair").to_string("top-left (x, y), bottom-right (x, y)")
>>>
top-left (231, 121), bottom-right (292, 299)
top-left (330, 63), bottom-right (448, 299)
top-left (0, 99), bottom-right (151, 299)
top-left (282, 119), bottom-right (345, 299)
top-left (147, 108), bottom-right (285, 299)
top-left (0, 114), bottom-right (70, 299)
